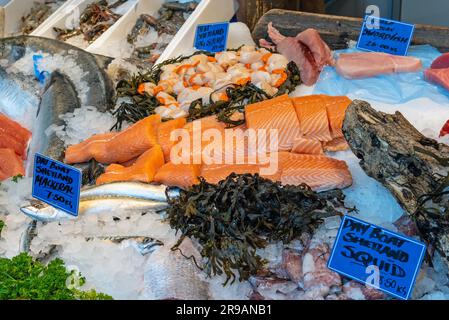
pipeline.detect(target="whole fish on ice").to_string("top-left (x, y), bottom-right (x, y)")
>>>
top-left (143, 237), bottom-right (210, 300)
top-left (21, 198), bottom-right (168, 223)
top-left (20, 182), bottom-right (178, 222)
top-left (0, 36), bottom-right (115, 172)
top-left (80, 182), bottom-right (180, 202)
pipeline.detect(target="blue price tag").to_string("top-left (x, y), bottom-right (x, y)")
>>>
top-left (33, 54), bottom-right (50, 84)
top-left (32, 153), bottom-right (81, 217)
top-left (357, 16), bottom-right (415, 56)
top-left (328, 215), bottom-right (426, 300)
top-left (194, 22), bottom-right (229, 53)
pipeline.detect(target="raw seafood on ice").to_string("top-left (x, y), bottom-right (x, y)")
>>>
top-left (335, 52), bottom-right (422, 79)
top-left (0, 148), bottom-right (25, 181)
top-left (0, 113), bottom-right (32, 160)
top-left (425, 52), bottom-right (449, 93)
top-left (259, 22), bottom-right (333, 86)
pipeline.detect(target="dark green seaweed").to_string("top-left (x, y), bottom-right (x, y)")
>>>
top-left (166, 173), bottom-right (345, 285)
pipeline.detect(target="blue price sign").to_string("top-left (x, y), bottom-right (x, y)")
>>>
top-left (357, 16), bottom-right (415, 56)
top-left (194, 22), bottom-right (229, 53)
top-left (32, 153), bottom-right (81, 217)
top-left (328, 216), bottom-right (426, 300)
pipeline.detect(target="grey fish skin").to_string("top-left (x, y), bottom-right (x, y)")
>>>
top-left (0, 36), bottom-right (115, 171)
top-left (0, 67), bottom-right (40, 121)
top-left (143, 238), bottom-right (210, 300)
top-left (87, 236), bottom-right (164, 256)
top-left (0, 36), bottom-right (114, 108)
top-left (21, 198), bottom-right (169, 223)
top-left (19, 220), bottom-right (37, 253)
top-left (80, 182), bottom-right (180, 202)
top-left (27, 71), bottom-right (79, 170)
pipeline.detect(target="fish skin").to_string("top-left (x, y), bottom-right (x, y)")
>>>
top-left (80, 182), bottom-right (180, 202)
top-left (86, 236), bottom-right (164, 256)
top-left (19, 220), bottom-right (37, 253)
top-left (0, 36), bottom-right (115, 172)
top-left (27, 71), bottom-right (80, 168)
top-left (21, 198), bottom-right (169, 222)
top-left (0, 68), bottom-right (40, 122)
top-left (0, 36), bottom-right (114, 108)
top-left (143, 238), bottom-right (210, 300)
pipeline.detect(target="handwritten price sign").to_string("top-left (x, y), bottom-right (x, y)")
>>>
top-left (328, 216), bottom-right (426, 300)
top-left (194, 22), bottom-right (229, 53)
top-left (357, 16), bottom-right (415, 56)
top-left (32, 153), bottom-right (81, 217)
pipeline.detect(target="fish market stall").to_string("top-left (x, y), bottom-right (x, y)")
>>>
top-left (32, 0), bottom-right (139, 49)
top-left (0, 0), bottom-right (69, 37)
top-left (1, 1), bottom-right (449, 303)
top-left (87, 0), bottom-right (201, 61)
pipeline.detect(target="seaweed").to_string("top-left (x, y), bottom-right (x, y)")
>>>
top-left (113, 53), bottom-right (302, 130)
top-left (81, 159), bottom-right (105, 186)
top-left (166, 173), bottom-right (345, 285)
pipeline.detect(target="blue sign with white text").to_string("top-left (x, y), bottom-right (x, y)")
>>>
top-left (194, 22), bottom-right (229, 52)
top-left (32, 153), bottom-right (81, 217)
top-left (328, 216), bottom-right (426, 300)
top-left (357, 16), bottom-right (415, 56)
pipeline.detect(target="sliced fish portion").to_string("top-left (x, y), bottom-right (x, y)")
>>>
top-left (335, 52), bottom-right (422, 79)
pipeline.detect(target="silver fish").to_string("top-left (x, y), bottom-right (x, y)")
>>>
top-left (19, 220), bottom-right (37, 253)
top-left (21, 198), bottom-right (168, 222)
top-left (86, 236), bottom-right (164, 256)
top-left (0, 67), bottom-right (40, 121)
top-left (143, 238), bottom-right (210, 300)
top-left (0, 36), bottom-right (114, 171)
top-left (80, 182), bottom-right (180, 202)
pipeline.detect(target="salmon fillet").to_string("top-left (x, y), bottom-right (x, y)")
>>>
top-left (96, 145), bottom-right (165, 185)
top-left (278, 152), bottom-right (352, 192)
top-left (291, 136), bottom-right (323, 155)
top-left (0, 148), bottom-right (25, 181)
top-left (201, 160), bottom-right (282, 185)
top-left (245, 94), bottom-right (301, 151)
top-left (65, 115), bottom-right (161, 164)
top-left (323, 137), bottom-right (349, 152)
top-left (0, 133), bottom-right (28, 160)
top-left (158, 118), bottom-right (187, 162)
top-left (0, 113), bottom-right (32, 145)
top-left (170, 116), bottom-right (230, 165)
top-left (324, 96), bottom-right (352, 139)
top-left (292, 95), bottom-right (333, 142)
top-left (335, 52), bottom-right (422, 79)
top-left (0, 113), bottom-right (32, 159)
top-left (154, 162), bottom-right (201, 188)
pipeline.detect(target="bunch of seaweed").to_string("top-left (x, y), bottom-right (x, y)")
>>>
top-left (112, 53), bottom-right (301, 130)
top-left (166, 173), bottom-right (345, 285)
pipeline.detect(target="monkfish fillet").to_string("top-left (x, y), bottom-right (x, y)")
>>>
top-left (65, 115), bottom-right (161, 164)
top-left (335, 52), bottom-right (422, 79)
